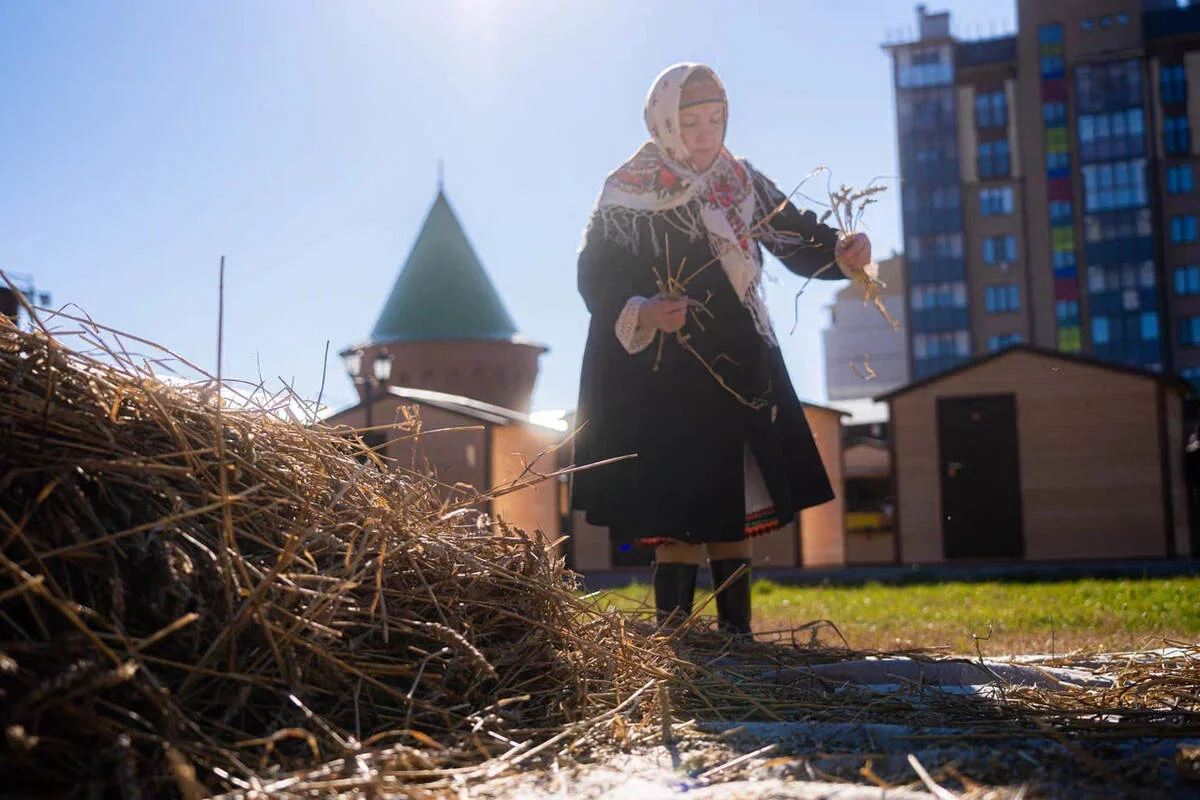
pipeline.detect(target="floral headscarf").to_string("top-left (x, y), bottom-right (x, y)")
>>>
top-left (592, 63), bottom-right (777, 344)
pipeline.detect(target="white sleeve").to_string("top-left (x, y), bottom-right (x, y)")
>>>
top-left (614, 296), bottom-right (657, 354)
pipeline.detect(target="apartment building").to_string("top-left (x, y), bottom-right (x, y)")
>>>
top-left (885, 1), bottom-right (1200, 382)
top-left (823, 252), bottom-right (910, 401)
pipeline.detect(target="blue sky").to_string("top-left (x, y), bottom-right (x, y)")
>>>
top-left (1, 0), bottom-right (1013, 414)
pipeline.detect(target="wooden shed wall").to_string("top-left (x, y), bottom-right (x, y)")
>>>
top-left (387, 403), bottom-right (490, 492)
top-left (798, 406), bottom-right (846, 567)
top-left (892, 350), bottom-right (1180, 563)
top-left (570, 511), bottom-right (612, 572)
top-left (844, 443), bottom-right (889, 479)
top-left (1166, 390), bottom-right (1192, 557)
top-left (325, 399), bottom-right (488, 493)
top-left (492, 424), bottom-right (564, 547)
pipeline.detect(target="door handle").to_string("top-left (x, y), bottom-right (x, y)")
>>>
top-left (946, 461), bottom-right (963, 478)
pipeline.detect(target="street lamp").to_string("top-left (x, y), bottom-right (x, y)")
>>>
top-left (373, 352), bottom-right (393, 384)
top-left (343, 349), bottom-right (393, 449)
top-left (343, 350), bottom-right (362, 383)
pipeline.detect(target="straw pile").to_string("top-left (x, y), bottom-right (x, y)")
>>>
top-left (0, 311), bottom-right (693, 797)
top-left (4, 302), bottom-right (1200, 798)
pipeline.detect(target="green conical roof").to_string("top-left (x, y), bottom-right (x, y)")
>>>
top-left (370, 190), bottom-right (519, 344)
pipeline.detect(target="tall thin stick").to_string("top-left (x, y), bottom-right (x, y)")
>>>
top-left (314, 340), bottom-right (331, 424)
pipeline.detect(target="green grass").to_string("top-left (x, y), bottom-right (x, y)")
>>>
top-left (594, 576), bottom-right (1200, 655)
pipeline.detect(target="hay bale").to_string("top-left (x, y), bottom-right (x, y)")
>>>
top-left (0, 315), bottom-right (676, 797)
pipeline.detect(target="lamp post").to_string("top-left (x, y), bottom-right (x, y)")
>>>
top-left (343, 349), bottom-right (393, 449)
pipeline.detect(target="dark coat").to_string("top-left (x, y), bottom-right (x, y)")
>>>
top-left (571, 170), bottom-right (845, 543)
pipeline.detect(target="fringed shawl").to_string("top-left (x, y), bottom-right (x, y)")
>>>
top-left (587, 63), bottom-right (815, 345)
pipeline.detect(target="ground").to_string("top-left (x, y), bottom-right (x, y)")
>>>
top-left (462, 648), bottom-right (1200, 799)
top-left (500, 576), bottom-right (1200, 798)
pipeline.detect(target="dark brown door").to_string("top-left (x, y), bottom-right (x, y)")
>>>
top-left (937, 394), bottom-right (1024, 560)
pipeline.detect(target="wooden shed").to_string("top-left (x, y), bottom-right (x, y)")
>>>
top-left (324, 386), bottom-right (567, 550)
top-left (880, 346), bottom-right (1192, 564)
top-left (842, 437), bottom-right (896, 565)
top-left (568, 402), bottom-right (849, 572)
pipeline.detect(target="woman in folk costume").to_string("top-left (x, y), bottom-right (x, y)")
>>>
top-left (572, 64), bottom-right (872, 635)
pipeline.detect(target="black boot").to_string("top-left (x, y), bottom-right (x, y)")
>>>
top-left (653, 562), bottom-right (698, 628)
top-left (709, 558), bottom-right (752, 636)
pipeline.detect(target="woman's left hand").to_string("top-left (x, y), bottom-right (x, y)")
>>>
top-left (836, 232), bottom-right (872, 273)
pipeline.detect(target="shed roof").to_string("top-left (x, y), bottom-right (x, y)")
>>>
top-left (877, 345), bottom-right (1192, 402)
top-left (385, 385), bottom-right (568, 433)
top-left (801, 401), bottom-right (853, 418)
top-left (386, 385), bottom-right (527, 427)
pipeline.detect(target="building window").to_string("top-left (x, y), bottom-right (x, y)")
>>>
top-left (975, 91), bottom-right (1008, 129)
top-left (1180, 317), bottom-right (1200, 347)
top-left (1093, 316), bottom-right (1111, 345)
top-left (1140, 260), bottom-right (1157, 289)
top-left (1123, 262), bottom-right (1138, 289)
top-left (1083, 208), bottom-right (1153, 243)
top-left (1161, 64), bottom-right (1188, 106)
top-left (1168, 165), bottom-right (1195, 195)
top-left (898, 86), bottom-right (955, 130)
top-left (1123, 287), bottom-right (1141, 311)
top-left (985, 284), bottom-right (1020, 313)
top-left (1046, 124), bottom-right (1068, 146)
top-left (1166, 116), bottom-right (1192, 156)
top-left (1039, 23), bottom-right (1063, 43)
top-left (1054, 246), bottom-right (1077, 270)
top-left (1055, 299), bottom-right (1080, 324)
top-left (1117, 12), bottom-right (1129, 25)
top-left (909, 142), bottom-right (956, 164)
top-left (910, 281), bottom-right (968, 310)
top-left (980, 186), bottom-right (1014, 216)
top-left (931, 185), bottom-right (960, 210)
top-left (1172, 215), bottom-right (1200, 244)
top-left (921, 333), bottom-right (941, 358)
top-left (1092, 260), bottom-right (1157, 293)
top-left (1075, 60), bottom-right (1142, 114)
top-left (1077, 108), bottom-right (1145, 161)
top-left (1052, 226), bottom-right (1075, 252)
top-left (1043, 101), bottom-right (1066, 127)
top-left (1081, 159), bottom-right (1149, 212)
top-left (1045, 125), bottom-right (1070, 173)
top-left (1081, 18), bottom-right (1095, 31)
top-left (1041, 53), bottom-right (1065, 79)
top-left (988, 333), bottom-right (1024, 352)
top-left (978, 140), bottom-right (1012, 178)
top-left (955, 331), bottom-right (970, 356)
top-left (1142, 311), bottom-right (1160, 342)
top-left (934, 233), bottom-right (964, 258)
top-left (1058, 326), bottom-right (1082, 352)
top-left (897, 45), bottom-right (954, 89)
top-left (913, 330), bottom-right (971, 359)
top-left (1177, 265), bottom-right (1200, 296)
top-left (1046, 150), bottom-right (1070, 172)
top-left (982, 235), bottom-right (1018, 265)
top-left (1049, 200), bottom-right (1073, 224)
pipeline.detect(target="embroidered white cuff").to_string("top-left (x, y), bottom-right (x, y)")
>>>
top-left (615, 296), bottom-right (657, 354)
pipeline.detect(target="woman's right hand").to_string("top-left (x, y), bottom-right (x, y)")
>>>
top-left (640, 295), bottom-right (689, 333)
